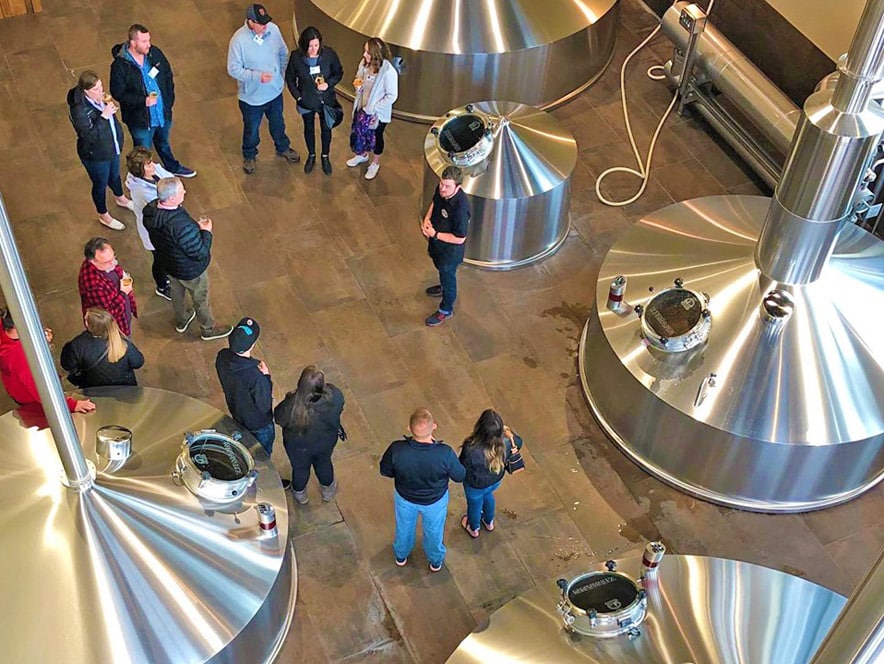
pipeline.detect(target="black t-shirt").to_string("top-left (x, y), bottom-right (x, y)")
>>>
top-left (427, 186), bottom-right (470, 263)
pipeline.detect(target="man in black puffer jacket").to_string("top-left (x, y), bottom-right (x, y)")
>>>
top-left (109, 24), bottom-right (195, 177)
top-left (142, 177), bottom-right (232, 341)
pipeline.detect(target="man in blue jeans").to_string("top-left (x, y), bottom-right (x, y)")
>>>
top-left (380, 408), bottom-right (465, 572)
top-left (110, 24), bottom-right (196, 178)
top-left (421, 165), bottom-right (471, 327)
top-left (227, 4), bottom-right (300, 174)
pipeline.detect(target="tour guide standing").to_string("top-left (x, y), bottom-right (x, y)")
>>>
top-left (421, 165), bottom-right (470, 327)
top-left (379, 408), bottom-right (465, 572)
top-left (227, 4), bottom-right (301, 174)
top-left (110, 24), bottom-right (196, 178)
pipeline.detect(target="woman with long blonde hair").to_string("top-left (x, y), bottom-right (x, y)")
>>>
top-left (61, 307), bottom-right (144, 387)
top-left (458, 409), bottom-right (523, 538)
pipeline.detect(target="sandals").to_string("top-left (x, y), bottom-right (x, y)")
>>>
top-left (461, 515), bottom-right (480, 538)
top-left (481, 519), bottom-right (495, 532)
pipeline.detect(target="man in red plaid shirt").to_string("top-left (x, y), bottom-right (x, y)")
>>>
top-left (78, 237), bottom-right (138, 336)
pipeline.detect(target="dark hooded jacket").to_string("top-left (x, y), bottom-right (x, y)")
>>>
top-left (215, 349), bottom-right (273, 431)
top-left (274, 385), bottom-right (345, 453)
top-left (284, 46), bottom-right (344, 112)
top-left (60, 331), bottom-right (144, 388)
top-left (67, 86), bottom-right (124, 162)
top-left (142, 200), bottom-right (212, 281)
top-left (109, 42), bottom-right (175, 129)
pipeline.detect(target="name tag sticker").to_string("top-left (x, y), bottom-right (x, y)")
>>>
top-left (309, 65), bottom-right (321, 76)
top-left (253, 34), bottom-right (264, 45)
top-left (148, 66), bottom-right (159, 79)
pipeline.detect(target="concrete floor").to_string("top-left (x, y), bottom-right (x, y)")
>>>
top-left (0, 0), bottom-right (881, 662)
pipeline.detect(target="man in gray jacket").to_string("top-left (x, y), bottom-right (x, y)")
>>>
top-left (227, 4), bottom-right (300, 174)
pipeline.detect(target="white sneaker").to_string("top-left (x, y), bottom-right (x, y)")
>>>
top-left (364, 162), bottom-right (380, 180)
top-left (98, 215), bottom-right (126, 231)
top-left (346, 154), bottom-right (369, 167)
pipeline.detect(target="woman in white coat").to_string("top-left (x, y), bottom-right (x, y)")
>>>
top-left (346, 37), bottom-right (399, 180)
top-left (124, 146), bottom-right (174, 300)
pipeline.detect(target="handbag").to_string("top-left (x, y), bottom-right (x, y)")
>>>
top-left (322, 96), bottom-right (344, 130)
top-left (349, 109), bottom-right (377, 154)
top-left (505, 434), bottom-right (526, 474)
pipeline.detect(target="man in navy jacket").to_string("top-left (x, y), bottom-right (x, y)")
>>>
top-left (142, 177), bottom-right (231, 341)
top-left (110, 24), bottom-right (195, 177)
top-left (215, 317), bottom-right (280, 462)
top-left (380, 408), bottom-right (465, 572)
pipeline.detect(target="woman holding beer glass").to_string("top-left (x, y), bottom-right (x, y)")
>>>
top-left (346, 37), bottom-right (399, 180)
top-left (285, 26), bottom-right (343, 176)
top-left (67, 70), bottom-right (132, 231)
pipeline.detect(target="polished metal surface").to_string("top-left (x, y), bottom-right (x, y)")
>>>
top-left (292, 0), bottom-right (619, 122)
top-left (446, 554), bottom-right (846, 663)
top-left (579, 195), bottom-right (884, 512)
top-left (662, 1), bottom-right (800, 156)
top-left (423, 101), bottom-right (576, 270)
top-left (0, 193), bottom-right (93, 489)
top-left (757, 0), bottom-right (884, 284)
top-left (811, 548), bottom-right (884, 664)
top-left (0, 386), bottom-right (296, 664)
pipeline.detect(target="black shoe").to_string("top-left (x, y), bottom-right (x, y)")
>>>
top-left (155, 285), bottom-right (172, 301)
top-left (281, 479), bottom-right (292, 491)
top-left (304, 154), bottom-right (316, 174)
top-left (425, 284), bottom-right (443, 297)
top-left (321, 155), bottom-right (332, 175)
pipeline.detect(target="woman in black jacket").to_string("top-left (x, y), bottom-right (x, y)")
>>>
top-left (274, 365), bottom-right (345, 504)
top-left (61, 307), bottom-right (145, 388)
top-left (67, 70), bottom-right (132, 232)
top-left (285, 26), bottom-right (344, 175)
top-left (458, 409), bottom-right (524, 538)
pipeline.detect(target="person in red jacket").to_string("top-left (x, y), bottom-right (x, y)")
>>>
top-left (78, 237), bottom-right (138, 336)
top-left (0, 308), bottom-right (95, 414)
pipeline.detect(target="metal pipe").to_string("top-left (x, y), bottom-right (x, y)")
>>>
top-left (689, 94), bottom-right (780, 188)
top-left (661, 1), bottom-right (800, 155)
top-left (755, 0), bottom-right (884, 284)
top-left (810, 548), bottom-right (884, 663)
top-left (0, 193), bottom-right (93, 490)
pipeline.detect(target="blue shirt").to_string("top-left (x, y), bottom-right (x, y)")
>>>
top-left (125, 49), bottom-right (164, 127)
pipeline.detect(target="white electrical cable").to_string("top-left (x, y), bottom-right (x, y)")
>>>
top-left (595, 0), bottom-right (716, 207)
top-left (595, 25), bottom-right (679, 207)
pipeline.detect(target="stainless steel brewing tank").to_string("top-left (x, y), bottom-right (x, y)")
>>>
top-left (446, 554), bottom-right (847, 663)
top-left (292, 0), bottom-right (620, 122)
top-left (423, 101), bottom-right (577, 270)
top-left (0, 386), bottom-right (296, 664)
top-left (578, 195), bottom-right (884, 512)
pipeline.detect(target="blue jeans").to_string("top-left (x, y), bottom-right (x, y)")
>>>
top-left (393, 490), bottom-right (449, 566)
top-left (239, 94), bottom-right (291, 159)
top-left (433, 259), bottom-right (461, 315)
top-left (250, 422), bottom-right (276, 456)
top-left (81, 155), bottom-right (123, 214)
top-left (464, 480), bottom-right (501, 531)
top-left (130, 122), bottom-right (181, 173)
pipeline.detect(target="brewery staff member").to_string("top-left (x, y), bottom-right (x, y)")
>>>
top-left (421, 165), bottom-right (470, 327)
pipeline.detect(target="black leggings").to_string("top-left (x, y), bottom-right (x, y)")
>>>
top-left (150, 250), bottom-right (169, 291)
top-left (373, 121), bottom-right (388, 156)
top-left (286, 445), bottom-right (335, 491)
top-left (302, 110), bottom-right (332, 156)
